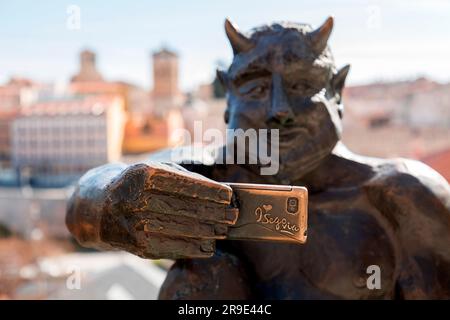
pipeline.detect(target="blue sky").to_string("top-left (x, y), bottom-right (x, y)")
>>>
top-left (1, 0), bottom-right (450, 90)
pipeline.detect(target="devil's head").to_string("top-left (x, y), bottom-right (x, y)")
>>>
top-left (218, 17), bottom-right (350, 182)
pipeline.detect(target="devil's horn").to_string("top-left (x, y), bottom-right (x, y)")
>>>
top-left (224, 18), bottom-right (255, 55)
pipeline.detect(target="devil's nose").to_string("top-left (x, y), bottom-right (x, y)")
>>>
top-left (268, 110), bottom-right (295, 126)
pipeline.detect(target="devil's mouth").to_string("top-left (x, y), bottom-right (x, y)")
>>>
top-left (270, 127), bottom-right (309, 144)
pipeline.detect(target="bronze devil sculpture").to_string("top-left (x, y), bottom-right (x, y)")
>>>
top-left (67, 17), bottom-right (450, 299)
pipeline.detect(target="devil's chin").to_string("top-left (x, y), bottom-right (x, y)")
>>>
top-left (275, 139), bottom-right (336, 182)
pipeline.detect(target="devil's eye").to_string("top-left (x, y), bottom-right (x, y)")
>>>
top-left (248, 85), bottom-right (266, 95)
top-left (288, 81), bottom-right (318, 96)
top-left (238, 82), bottom-right (269, 98)
top-left (290, 82), bottom-right (309, 91)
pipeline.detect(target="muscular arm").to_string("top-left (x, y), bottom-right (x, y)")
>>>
top-left (366, 159), bottom-right (450, 299)
top-left (67, 160), bottom-right (252, 299)
top-left (66, 161), bottom-right (239, 260)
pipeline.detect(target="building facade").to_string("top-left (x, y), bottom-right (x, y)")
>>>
top-left (0, 110), bottom-right (18, 168)
top-left (11, 96), bottom-right (125, 186)
top-left (0, 77), bottom-right (52, 111)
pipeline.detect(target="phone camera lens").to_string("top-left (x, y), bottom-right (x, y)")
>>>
top-left (287, 197), bottom-right (299, 214)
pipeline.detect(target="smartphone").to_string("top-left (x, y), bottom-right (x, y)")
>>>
top-left (225, 183), bottom-right (308, 244)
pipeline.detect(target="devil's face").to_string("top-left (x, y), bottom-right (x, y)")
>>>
top-left (221, 18), bottom-right (349, 181)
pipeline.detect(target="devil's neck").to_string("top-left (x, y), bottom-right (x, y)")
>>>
top-left (236, 142), bottom-right (376, 193)
top-left (295, 143), bottom-right (376, 193)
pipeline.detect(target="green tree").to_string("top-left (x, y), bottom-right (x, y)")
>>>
top-left (0, 223), bottom-right (12, 238)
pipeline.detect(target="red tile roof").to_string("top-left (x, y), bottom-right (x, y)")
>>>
top-left (21, 95), bottom-right (120, 116)
top-left (421, 148), bottom-right (450, 182)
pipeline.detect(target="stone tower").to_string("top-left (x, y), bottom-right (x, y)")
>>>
top-left (152, 48), bottom-right (181, 116)
top-left (71, 50), bottom-right (103, 82)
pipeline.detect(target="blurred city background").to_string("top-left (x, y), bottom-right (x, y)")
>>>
top-left (0, 0), bottom-right (449, 299)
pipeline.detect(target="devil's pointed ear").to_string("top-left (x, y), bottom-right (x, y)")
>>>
top-left (332, 64), bottom-right (350, 96)
top-left (224, 109), bottom-right (230, 124)
top-left (224, 18), bottom-right (255, 55)
top-left (216, 68), bottom-right (228, 88)
top-left (309, 16), bottom-right (334, 55)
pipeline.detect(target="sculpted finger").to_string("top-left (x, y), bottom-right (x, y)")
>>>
top-left (134, 212), bottom-right (230, 239)
top-left (133, 234), bottom-right (216, 259)
top-left (224, 207), bottom-right (239, 225)
top-left (129, 162), bottom-right (233, 204)
top-left (139, 193), bottom-right (239, 224)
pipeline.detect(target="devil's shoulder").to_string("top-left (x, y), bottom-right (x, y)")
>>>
top-left (363, 157), bottom-right (450, 229)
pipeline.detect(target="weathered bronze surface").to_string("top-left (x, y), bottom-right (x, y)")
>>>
top-left (66, 17), bottom-right (450, 299)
